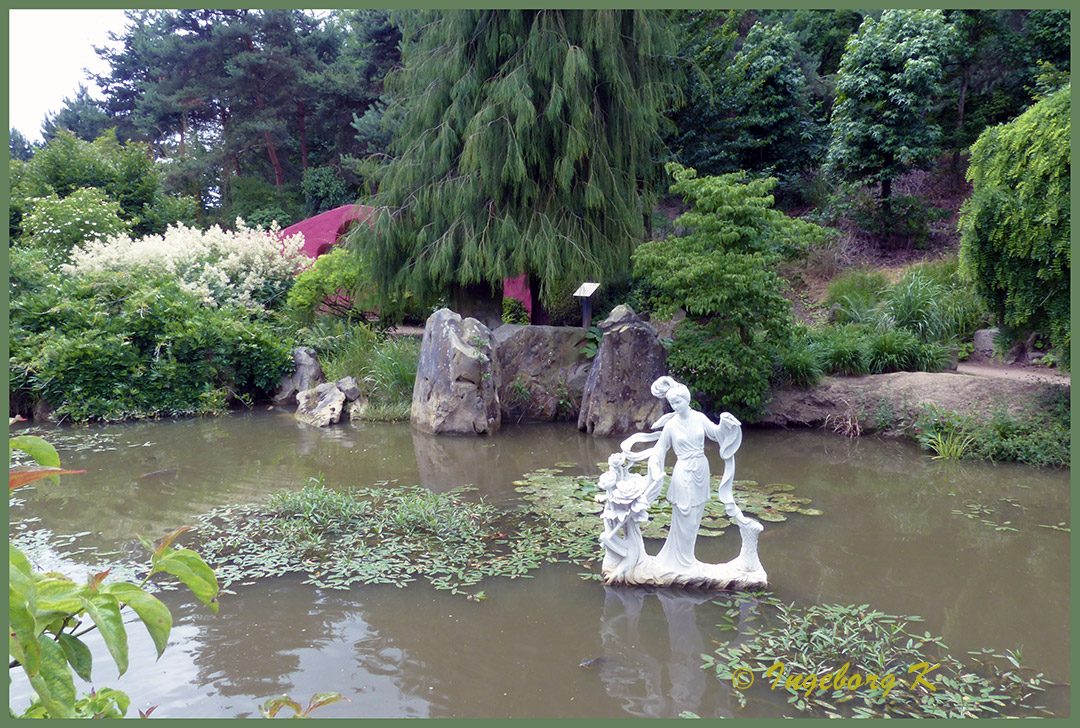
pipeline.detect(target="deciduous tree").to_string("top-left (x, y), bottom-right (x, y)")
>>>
top-left (958, 84), bottom-right (1070, 366)
top-left (824, 10), bottom-right (955, 216)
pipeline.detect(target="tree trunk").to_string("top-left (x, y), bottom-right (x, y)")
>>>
top-left (952, 69), bottom-right (970, 174)
top-left (298, 101), bottom-right (309, 172)
top-left (528, 273), bottom-right (551, 326)
top-left (451, 282), bottom-right (503, 330)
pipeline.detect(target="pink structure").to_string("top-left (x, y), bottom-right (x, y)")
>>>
top-left (280, 204), bottom-right (532, 318)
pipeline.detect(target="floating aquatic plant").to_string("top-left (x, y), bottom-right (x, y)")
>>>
top-left (513, 466), bottom-right (821, 542)
top-left (704, 593), bottom-right (1052, 718)
top-left (192, 477), bottom-right (600, 597)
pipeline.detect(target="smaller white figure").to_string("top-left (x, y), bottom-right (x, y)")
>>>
top-left (596, 452), bottom-right (651, 580)
top-left (598, 376), bottom-right (767, 590)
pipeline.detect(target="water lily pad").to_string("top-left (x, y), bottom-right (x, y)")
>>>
top-left (513, 468), bottom-right (820, 542)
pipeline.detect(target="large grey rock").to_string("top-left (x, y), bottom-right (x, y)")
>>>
top-left (970, 328), bottom-right (1000, 362)
top-left (273, 347), bottom-right (326, 406)
top-left (336, 376), bottom-right (362, 401)
top-left (411, 308), bottom-right (501, 435)
top-left (294, 382), bottom-right (347, 427)
top-left (577, 305), bottom-right (669, 437)
top-left (493, 324), bottom-right (592, 422)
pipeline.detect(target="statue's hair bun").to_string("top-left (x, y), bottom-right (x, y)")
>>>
top-left (651, 376), bottom-right (676, 399)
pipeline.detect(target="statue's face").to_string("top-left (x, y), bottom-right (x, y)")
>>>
top-left (668, 389), bottom-right (690, 411)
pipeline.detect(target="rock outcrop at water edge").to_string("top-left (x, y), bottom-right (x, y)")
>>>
top-left (577, 305), bottom-right (669, 437)
top-left (492, 323), bottom-right (592, 422)
top-left (411, 308), bottom-right (501, 435)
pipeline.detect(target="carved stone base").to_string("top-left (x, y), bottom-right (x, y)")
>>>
top-left (600, 520), bottom-right (768, 591)
top-left (602, 555), bottom-right (767, 591)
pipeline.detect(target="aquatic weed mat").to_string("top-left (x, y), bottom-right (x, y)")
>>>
top-left (192, 479), bottom-right (602, 598)
top-left (192, 466), bottom-right (821, 598)
top-left (700, 592), bottom-right (1054, 718)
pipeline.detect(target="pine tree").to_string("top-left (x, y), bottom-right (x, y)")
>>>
top-left (353, 10), bottom-right (679, 325)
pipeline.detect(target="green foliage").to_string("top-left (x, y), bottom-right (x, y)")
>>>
top-left (824, 268), bottom-right (889, 320)
top-left (301, 166), bottom-right (354, 216)
top-left (671, 13), bottom-right (826, 202)
top-left (825, 10), bottom-right (955, 203)
top-left (259, 693), bottom-right (348, 719)
top-left (286, 245), bottom-right (376, 324)
top-left (9, 264), bottom-right (292, 422)
top-left (958, 84), bottom-right (1070, 368)
top-left (357, 9), bottom-right (679, 313)
top-left (705, 596), bottom-right (1051, 717)
top-left (774, 338), bottom-right (824, 389)
top-left (11, 128), bottom-right (197, 239)
top-left (229, 175), bottom-right (300, 229)
top-left (916, 393), bottom-right (1070, 468)
top-left (9, 439), bottom-right (219, 719)
top-left (295, 320), bottom-right (419, 422)
top-left (501, 297), bottom-right (530, 326)
top-left (21, 188), bottom-right (131, 260)
top-left (633, 164), bottom-right (834, 419)
top-left (196, 479), bottom-right (581, 595)
top-left (10, 127), bottom-right (37, 161)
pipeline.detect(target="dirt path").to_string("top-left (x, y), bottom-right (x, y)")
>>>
top-left (955, 361), bottom-right (1070, 386)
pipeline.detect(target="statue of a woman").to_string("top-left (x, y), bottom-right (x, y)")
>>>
top-left (599, 376), bottom-right (766, 589)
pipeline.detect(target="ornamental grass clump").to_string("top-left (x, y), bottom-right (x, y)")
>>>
top-left (62, 220), bottom-right (310, 311)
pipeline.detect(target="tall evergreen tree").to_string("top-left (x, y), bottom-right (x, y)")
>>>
top-left (40, 85), bottom-right (111, 142)
top-left (9, 128), bottom-right (37, 161)
top-left (353, 10), bottom-right (678, 325)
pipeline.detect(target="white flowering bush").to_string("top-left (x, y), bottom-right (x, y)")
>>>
top-left (63, 219), bottom-right (312, 311)
top-left (23, 188), bottom-right (132, 258)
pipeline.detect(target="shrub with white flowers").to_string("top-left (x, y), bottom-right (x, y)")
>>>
top-left (63, 219), bottom-right (312, 311)
top-left (23, 188), bottom-right (132, 258)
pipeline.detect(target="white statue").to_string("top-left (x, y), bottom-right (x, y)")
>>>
top-left (599, 376), bottom-right (766, 590)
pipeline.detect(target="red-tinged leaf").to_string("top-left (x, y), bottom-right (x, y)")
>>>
top-left (154, 525), bottom-right (193, 556)
top-left (259, 696), bottom-right (303, 718)
top-left (303, 692), bottom-right (350, 715)
top-left (9, 467), bottom-right (86, 491)
top-left (139, 705), bottom-right (159, 719)
top-left (88, 569), bottom-right (111, 593)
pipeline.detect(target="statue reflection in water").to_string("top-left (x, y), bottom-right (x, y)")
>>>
top-left (590, 587), bottom-right (758, 719)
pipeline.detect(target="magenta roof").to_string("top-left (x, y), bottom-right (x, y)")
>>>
top-left (280, 204), bottom-right (376, 258)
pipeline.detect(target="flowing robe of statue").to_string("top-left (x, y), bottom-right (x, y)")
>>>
top-left (598, 377), bottom-right (767, 590)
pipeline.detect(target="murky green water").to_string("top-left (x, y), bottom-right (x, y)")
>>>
top-left (9, 412), bottom-right (1070, 718)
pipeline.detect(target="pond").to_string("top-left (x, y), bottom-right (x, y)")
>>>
top-left (9, 411), bottom-right (1070, 718)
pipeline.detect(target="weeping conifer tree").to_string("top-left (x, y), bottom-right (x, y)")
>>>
top-left (352, 10), bottom-right (679, 325)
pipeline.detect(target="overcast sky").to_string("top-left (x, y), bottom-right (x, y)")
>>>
top-left (9, 9), bottom-right (128, 142)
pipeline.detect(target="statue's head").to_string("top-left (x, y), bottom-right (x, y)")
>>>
top-left (651, 376), bottom-right (691, 411)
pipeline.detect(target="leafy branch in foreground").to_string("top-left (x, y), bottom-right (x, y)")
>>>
top-left (9, 427), bottom-right (220, 719)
